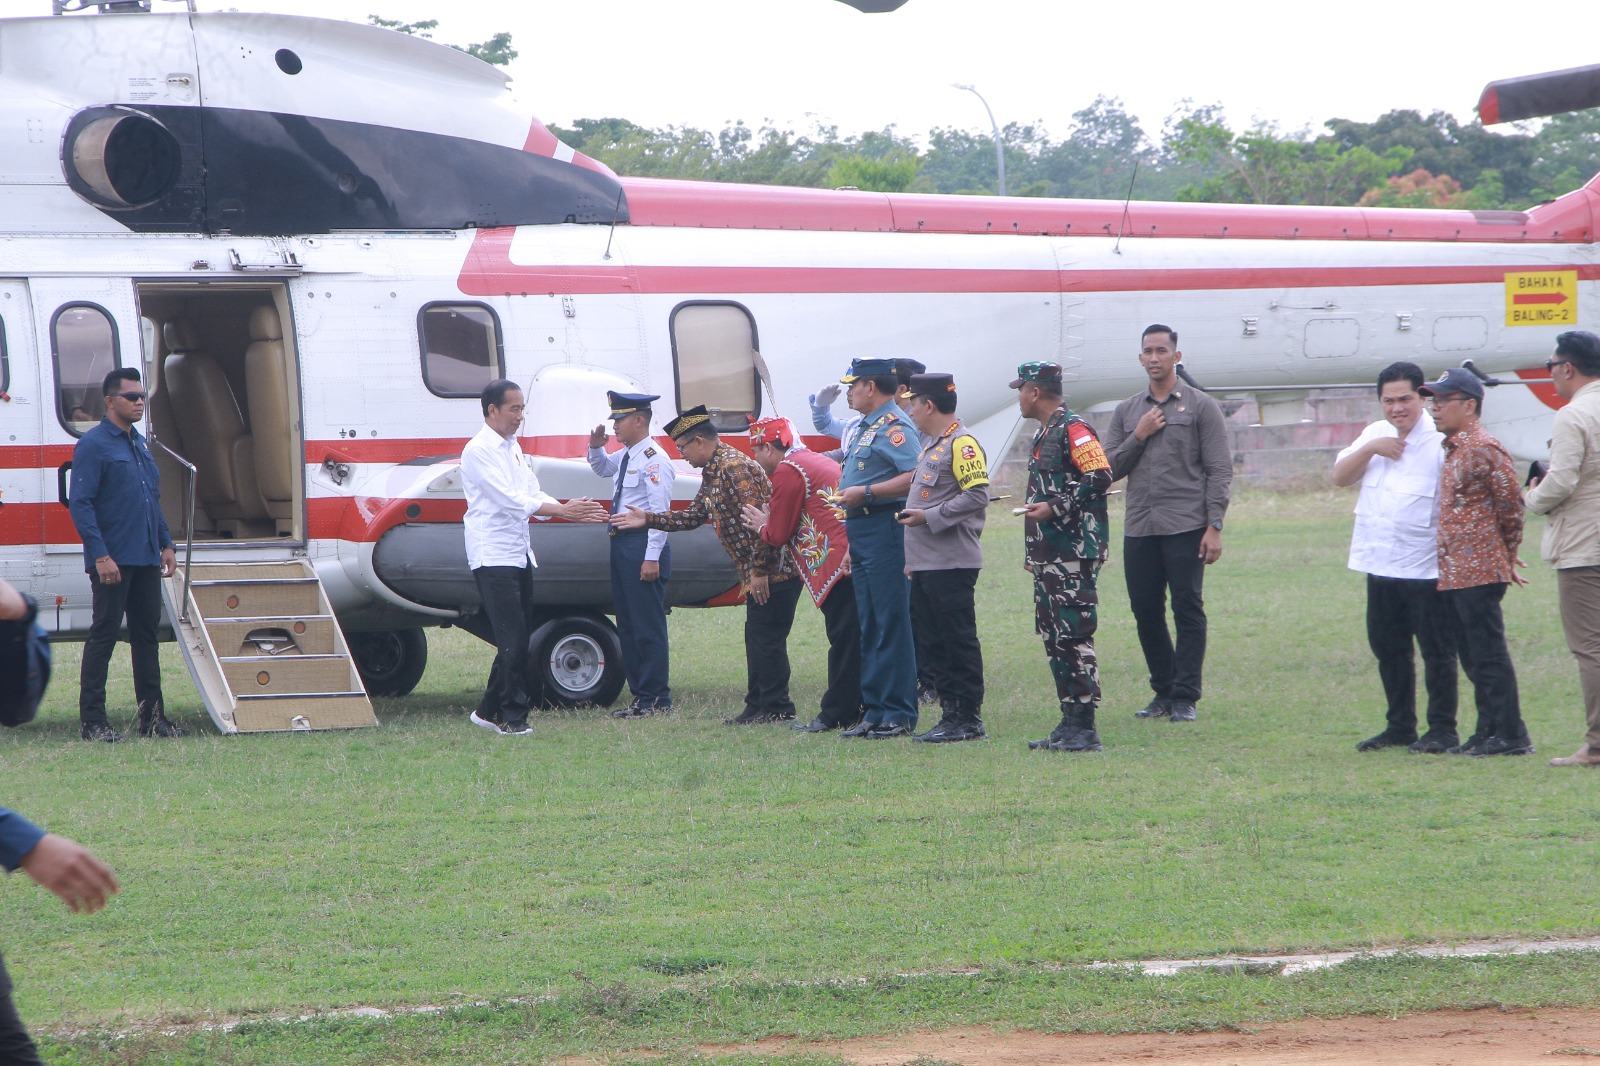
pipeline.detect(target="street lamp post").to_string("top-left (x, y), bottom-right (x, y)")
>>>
top-left (952, 83), bottom-right (1005, 197)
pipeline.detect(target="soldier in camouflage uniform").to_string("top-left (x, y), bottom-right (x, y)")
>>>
top-left (1011, 361), bottom-right (1113, 751)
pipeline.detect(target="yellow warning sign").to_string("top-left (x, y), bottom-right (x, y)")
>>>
top-left (1505, 270), bottom-right (1578, 327)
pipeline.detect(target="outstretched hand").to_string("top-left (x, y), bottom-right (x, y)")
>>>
top-left (559, 497), bottom-right (608, 523)
top-left (610, 504), bottom-right (650, 531)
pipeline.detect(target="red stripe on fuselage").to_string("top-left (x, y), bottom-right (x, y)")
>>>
top-left (457, 226), bottom-right (1600, 297)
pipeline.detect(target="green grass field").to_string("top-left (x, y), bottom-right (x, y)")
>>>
top-left (4, 491), bottom-right (1598, 1064)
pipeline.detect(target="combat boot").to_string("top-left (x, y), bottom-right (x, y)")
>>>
top-left (912, 698), bottom-right (963, 743)
top-left (1028, 702), bottom-right (1102, 752)
top-left (137, 699), bottom-right (186, 738)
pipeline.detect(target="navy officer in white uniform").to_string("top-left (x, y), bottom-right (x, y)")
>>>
top-left (589, 392), bottom-right (678, 716)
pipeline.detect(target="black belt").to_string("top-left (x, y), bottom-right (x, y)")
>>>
top-left (608, 527), bottom-right (647, 538)
top-left (845, 502), bottom-right (905, 520)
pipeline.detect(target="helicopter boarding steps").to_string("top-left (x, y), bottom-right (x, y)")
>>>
top-left (161, 561), bottom-right (378, 734)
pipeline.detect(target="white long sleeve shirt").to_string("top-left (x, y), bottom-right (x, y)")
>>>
top-left (588, 437), bottom-right (675, 561)
top-left (461, 423), bottom-right (557, 569)
top-left (1339, 412), bottom-right (1445, 580)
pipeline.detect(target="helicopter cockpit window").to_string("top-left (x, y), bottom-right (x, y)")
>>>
top-left (52, 304), bottom-right (120, 437)
top-left (669, 302), bottom-right (762, 432)
top-left (419, 303), bottom-right (504, 398)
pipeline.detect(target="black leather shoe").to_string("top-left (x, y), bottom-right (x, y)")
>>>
top-left (914, 721), bottom-right (986, 743)
top-left (1472, 734), bottom-right (1536, 757)
top-left (81, 722), bottom-right (123, 743)
top-left (792, 717), bottom-right (836, 733)
top-left (865, 723), bottom-right (912, 739)
top-left (1357, 730), bottom-right (1416, 752)
top-left (840, 721), bottom-right (875, 738)
top-left (1167, 700), bottom-right (1197, 722)
top-left (1408, 731), bottom-right (1458, 754)
top-left (1448, 734), bottom-right (1486, 755)
top-left (1134, 697), bottom-right (1171, 719)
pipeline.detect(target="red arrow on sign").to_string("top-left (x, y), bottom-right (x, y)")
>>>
top-left (1513, 291), bottom-right (1569, 305)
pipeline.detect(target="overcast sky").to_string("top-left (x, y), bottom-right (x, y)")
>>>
top-left (191, 0), bottom-right (1592, 145)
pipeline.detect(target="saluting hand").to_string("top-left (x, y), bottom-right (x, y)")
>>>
top-left (815, 383), bottom-right (841, 407)
top-left (588, 424), bottom-right (609, 449)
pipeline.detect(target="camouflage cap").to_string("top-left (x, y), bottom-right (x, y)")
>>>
top-left (1009, 361), bottom-right (1063, 389)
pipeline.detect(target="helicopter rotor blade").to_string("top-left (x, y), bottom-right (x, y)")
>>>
top-left (1478, 63), bottom-right (1600, 124)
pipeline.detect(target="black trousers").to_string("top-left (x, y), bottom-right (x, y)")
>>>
top-left (1366, 574), bottom-right (1458, 737)
top-left (79, 564), bottom-right (164, 726)
top-left (1441, 583), bottom-right (1527, 742)
top-left (0, 952), bottom-right (44, 1066)
top-left (472, 564), bottom-right (536, 728)
top-left (744, 578), bottom-right (802, 716)
top-left (1123, 529), bottom-right (1208, 703)
top-left (909, 568), bottom-right (985, 709)
top-left (818, 577), bottom-right (862, 727)
top-left (912, 609), bottom-right (941, 698)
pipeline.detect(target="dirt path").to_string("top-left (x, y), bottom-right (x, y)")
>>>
top-left (690, 1008), bottom-right (1600, 1065)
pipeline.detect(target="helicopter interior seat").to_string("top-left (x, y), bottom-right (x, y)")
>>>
top-left (244, 305), bottom-right (295, 536)
top-left (160, 318), bottom-right (266, 537)
top-left (146, 349), bottom-right (208, 538)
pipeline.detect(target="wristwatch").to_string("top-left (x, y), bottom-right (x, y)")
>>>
top-left (863, 484), bottom-right (876, 503)
top-left (1209, 519), bottom-right (1224, 531)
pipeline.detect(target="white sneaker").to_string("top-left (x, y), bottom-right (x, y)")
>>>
top-left (470, 710), bottom-right (504, 733)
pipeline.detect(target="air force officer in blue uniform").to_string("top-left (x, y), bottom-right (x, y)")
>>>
top-left (835, 358), bottom-right (923, 738)
top-left (589, 392), bottom-right (677, 716)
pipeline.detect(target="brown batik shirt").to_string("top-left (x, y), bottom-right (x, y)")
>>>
top-left (644, 442), bottom-right (794, 591)
top-left (1437, 421), bottom-right (1524, 591)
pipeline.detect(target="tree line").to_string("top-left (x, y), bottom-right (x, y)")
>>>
top-left (546, 99), bottom-right (1600, 210)
top-left (365, 18), bottom-right (1598, 210)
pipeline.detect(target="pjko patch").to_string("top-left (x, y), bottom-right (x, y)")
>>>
top-left (950, 435), bottom-right (989, 490)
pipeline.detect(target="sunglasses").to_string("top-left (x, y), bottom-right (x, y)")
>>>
top-left (113, 391), bottom-right (147, 402)
top-left (1546, 359), bottom-right (1568, 372)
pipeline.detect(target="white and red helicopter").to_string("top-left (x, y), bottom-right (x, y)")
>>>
top-left (0, 1), bottom-right (1588, 729)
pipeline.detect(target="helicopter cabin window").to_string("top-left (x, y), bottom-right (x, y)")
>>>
top-left (669, 302), bottom-right (761, 431)
top-left (52, 304), bottom-right (120, 436)
top-left (419, 303), bottom-right (504, 397)
top-left (0, 314), bottom-right (9, 396)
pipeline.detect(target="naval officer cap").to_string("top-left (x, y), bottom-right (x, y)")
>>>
top-left (906, 372), bottom-right (957, 398)
top-left (1009, 361), bottom-right (1064, 389)
top-left (839, 357), bottom-right (898, 383)
top-left (607, 391), bottom-right (659, 419)
top-left (663, 404), bottom-right (714, 440)
top-left (1417, 367), bottom-right (1485, 402)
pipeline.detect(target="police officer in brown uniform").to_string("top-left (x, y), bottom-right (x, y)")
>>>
top-left (898, 372), bottom-right (991, 742)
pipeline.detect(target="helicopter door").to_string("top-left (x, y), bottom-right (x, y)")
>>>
top-left (29, 278), bottom-right (141, 632)
top-left (0, 279), bottom-right (44, 604)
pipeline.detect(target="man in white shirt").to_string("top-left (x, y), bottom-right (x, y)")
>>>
top-left (588, 392), bottom-right (678, 716)
top-left (462, 380), bottom-right (605, 736)
top-left (1333, 361), bottom-right (1459, 753)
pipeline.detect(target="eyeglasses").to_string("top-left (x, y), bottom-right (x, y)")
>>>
top-left (1426, 395), bottom-right (1470, 406)
top-left (1546, 359), bottom-right (1569, 372)
top-left (113, 391), bottom-right (147, 402)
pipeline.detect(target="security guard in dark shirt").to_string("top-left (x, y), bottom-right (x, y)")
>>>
top-left (836, 358), bottom-right (923, 738)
